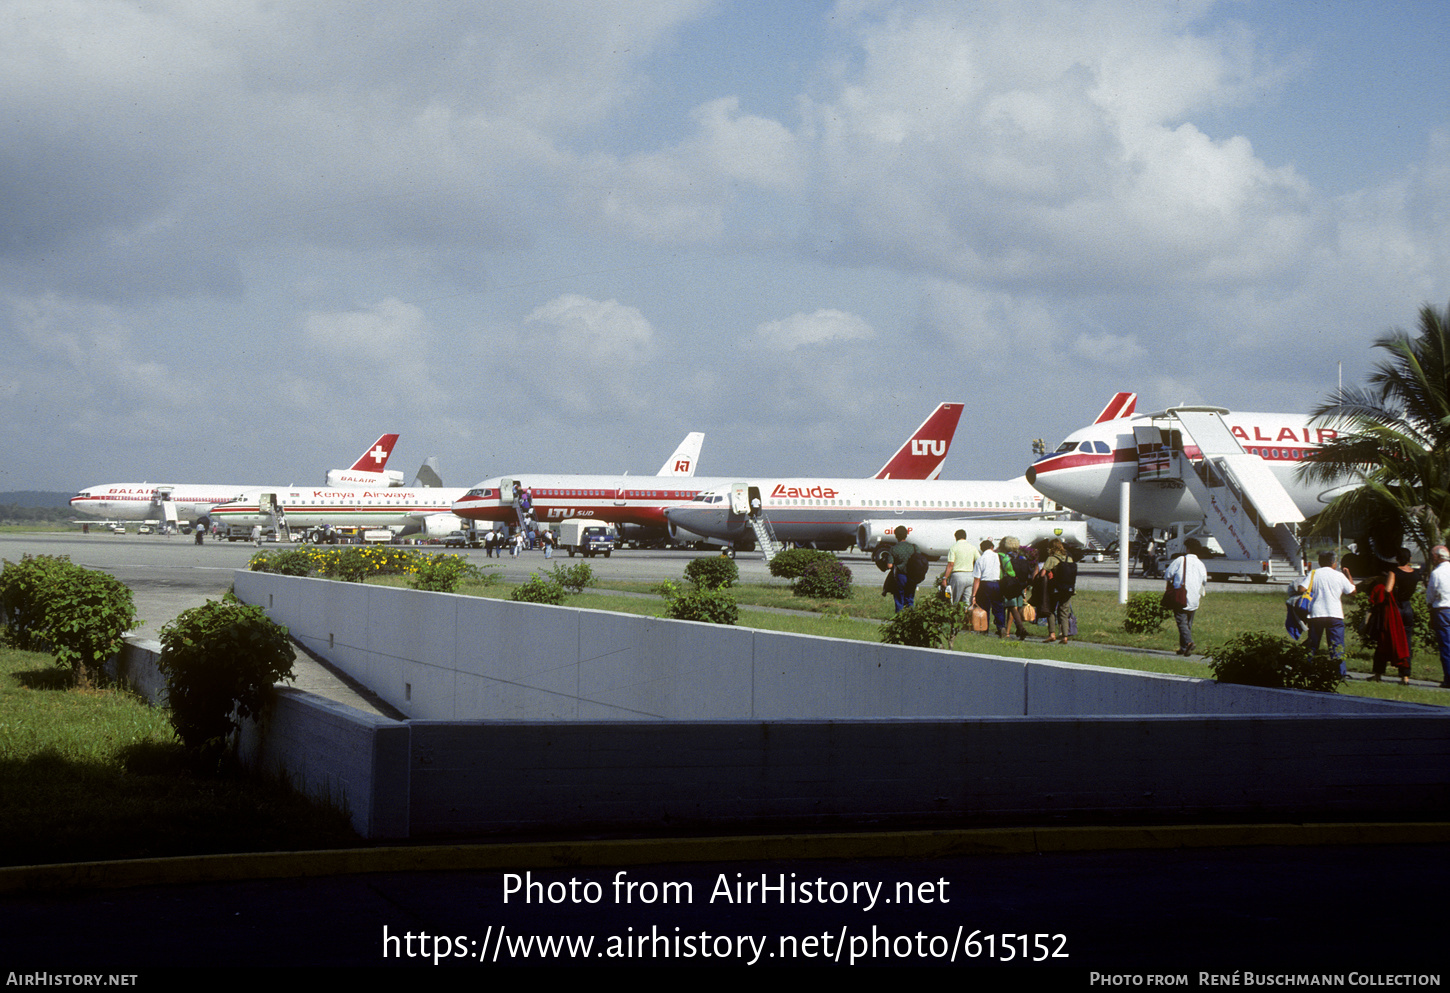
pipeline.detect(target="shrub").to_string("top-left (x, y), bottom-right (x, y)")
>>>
top-left (769, 548), bottom-right (836, 580)
top-left (510, 574), bottom-right (566, 605)
top-left (879, 585), bottom-right (964, 649)
top-left (248, 549), bottom-right (314, 576)
top-left (793, 558), bottom-right (853, 599)
top-left (661, 583), bottom-right (739, 625)
top-left (408, 553), bottom-right (472, 592)
top-left (1204, 631), bottom-right (1344, 693)
top-left (684, 555), bottom-right (738, 590)
top-left (0, 554), bottom-right (138, 682)
top-left (158, 598), bottom-right (296, 771)
top-left (1123, 591), bottom-right (1170, 633)
top-left (548, 562), bottom-right (596, 594)
top-left (1347, 588), bottom-right (1437, 657)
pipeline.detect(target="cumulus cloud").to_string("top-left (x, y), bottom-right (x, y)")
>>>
top-left (801, 1), bottom-right (1315, 287)
top-left (754, 308), bottom-right (874, 348)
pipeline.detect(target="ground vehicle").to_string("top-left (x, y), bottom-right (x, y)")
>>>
top-left (558, 519), bottom-right (615, 557)
top-left (443, 531), bottom-right (469, 548)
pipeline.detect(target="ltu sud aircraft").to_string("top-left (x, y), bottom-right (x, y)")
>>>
top-left (451, 404), bottom-right (966, 535)
top-left (208, 432), bottom-right (709, 538)
top-left (1025, 393), bottom-right (1350, 528)
top-left (70, 433), bottom-right (410, 525)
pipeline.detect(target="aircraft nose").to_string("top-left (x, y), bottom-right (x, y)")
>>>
top-left (1025, 466), bottom-right (1037, 485)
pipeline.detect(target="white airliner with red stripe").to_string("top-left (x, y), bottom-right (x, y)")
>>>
top-left (70, 434), bottom-right (406, 523)
top-left (452, 404), bottom-right (965, 530)
top-left (1025, 393), bottom-right (1349, 528)
top-left (209, 431), bottom-right (715, 537)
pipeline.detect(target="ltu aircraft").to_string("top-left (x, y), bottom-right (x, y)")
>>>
top-left (1024, 392), bottom-right (1350, 528)
top-left (451, 403), bottom-right (965, 531)
top-left (210, 432), bottom-right (711, 538)
top-left (70, 433), bottom-right (408, 524)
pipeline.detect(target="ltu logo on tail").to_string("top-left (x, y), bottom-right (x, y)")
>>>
top-left (912, 440), bottom-right (946, 456)
top-left (675, 459), bottom-right (692, 471)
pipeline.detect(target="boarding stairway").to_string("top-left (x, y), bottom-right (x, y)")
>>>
top-left (747, 514), bottom-right (785, 564)
top-left (259, 493), bottom-right (291, 542)
top-left (1141, 408), bottom-right (1303, 581)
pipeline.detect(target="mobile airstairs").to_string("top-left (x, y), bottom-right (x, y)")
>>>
top-left (1136, 408), bottom-right (1304, 582)
top-left (729, 483), bottom-right (785, 563)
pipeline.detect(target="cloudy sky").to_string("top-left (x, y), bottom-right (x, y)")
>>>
top-left (5, 0), bottom-right (1447, 492)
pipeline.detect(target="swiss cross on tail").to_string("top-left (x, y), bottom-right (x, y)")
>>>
top-left (872, 403), bottom-right (965, 480)
top-left (1093, 393), bottom-right (1137, 423)
top-left (349, 433), bottom-right (400, 471)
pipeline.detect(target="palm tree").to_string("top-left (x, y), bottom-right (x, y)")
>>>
top-left (1298, 301), bottom-right (1450, 558)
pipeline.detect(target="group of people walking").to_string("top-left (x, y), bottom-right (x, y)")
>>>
top-left (1165, 537), bottom-right (1450, 686)
top-left (893, 528), bottom-right (1077, 642)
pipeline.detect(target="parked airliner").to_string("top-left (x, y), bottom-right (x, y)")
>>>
top-left (662, 475), bottom-right (1071, 553)
top-left (450, 404), bottom-right (965, 532)
top-left (70, 433), bottom-right (407, 524)
top-left (210, 431), bottom-right (712, 538)
top-left (1024, 393), bottom-right (1351, 529)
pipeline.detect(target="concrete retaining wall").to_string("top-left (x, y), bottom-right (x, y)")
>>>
top-left (222, 573), bottom-right (1449, 839)
top-left (232, 572), bottom-right (1408, 721)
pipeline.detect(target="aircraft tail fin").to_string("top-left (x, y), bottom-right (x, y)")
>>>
top-left (872, 403), bottom-right (964, 480)
top-left (657, 432), bottom-right (705, 476)
top-left (1093, 393), bottom-right (1137, 423)
top-left (413, 458), bottom-right (443, 488)
top-left (349, 433), bottom-right (399, 471)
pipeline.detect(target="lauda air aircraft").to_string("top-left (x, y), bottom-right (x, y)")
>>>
top-left (451, 404), bottom-right (966, 533)
top-left (661, 474), bottom-right (1083, 556)
top-left (210, 432), bottom-right (711, 538)
top-left (69, 433), bottom-right (408, 525)
top-left (1024, 392), bottom-right (1353, 529)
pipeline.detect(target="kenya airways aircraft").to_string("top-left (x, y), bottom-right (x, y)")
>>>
top-left (69, 433), bottom-right (407, 524)
top-left (1024, 392), bottom-right (1351, 529)
top-left (451, 404), bottom-right (965, 531)
top-left (209, 432), bottom-right (713, 538)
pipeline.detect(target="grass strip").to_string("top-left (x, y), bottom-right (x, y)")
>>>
top-left (0, 646), bottom-right (359, 867)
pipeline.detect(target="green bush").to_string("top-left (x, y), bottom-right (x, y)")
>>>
top-left (1204, 631), bottom-right (1344, 692)
top-left (247, 549), bottom-right (314, 576)
top-left (408, 553), bottom-right (472, 592)
top-left (510, 574), bottom-right (567, 605)
top-left (684, 555), bottom-right (738, 590)
top-left (158, 598), bottom-right (296, 771)
top-left (793, 558), bottom-right (853, 599)
top-left (769, 548), bottom-right (837, 580)
top-left (0, 554), bottom-right (138, 682)
top-left (1347, 588), bottom-right (1437, 657)
top-left (1123, 591), bottom-right (1170, 633)
top-left (879, 586), bottom-right (964, 649)
top-left (548, 562), bottom-right (596, 594)
top-left (661, 584), bottom-right (739, 625)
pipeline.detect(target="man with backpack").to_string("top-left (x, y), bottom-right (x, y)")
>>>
top-left (1034, 537), bottom-right (1077, 643)
top-left (887, 525), bottom-right (927, 612)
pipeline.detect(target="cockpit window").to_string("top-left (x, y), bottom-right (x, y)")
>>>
top-left (1093, 441), bottom-right (1111, 454)
top-left (1055, 441), bottom-right (1075, 452)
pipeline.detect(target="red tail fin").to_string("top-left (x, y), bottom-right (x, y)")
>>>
top-left (349, 434), bottom-right (399, 471)
top-left (873, 403), bottom-right (964, 480)
top-left (1093, 393), bottom-right (1137, 424)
